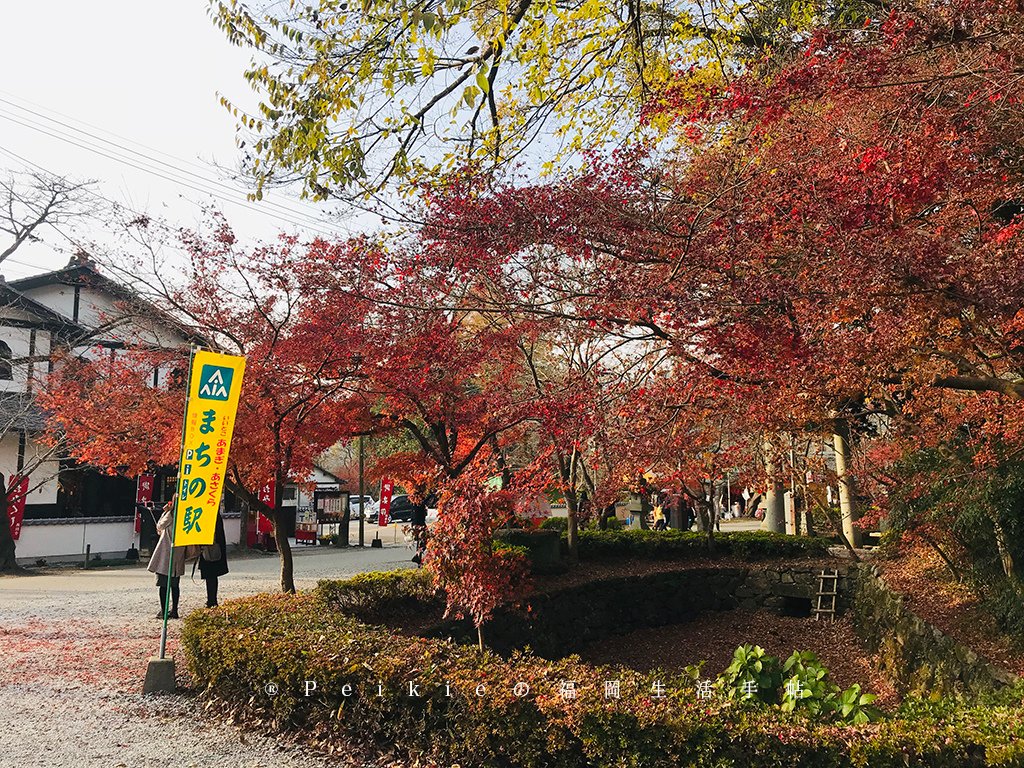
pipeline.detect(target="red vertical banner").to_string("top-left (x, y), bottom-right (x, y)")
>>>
top-left (135, 474), bottom-right (154, 534)
top-left (7, 474), bottom-right (28, 541)
top-left (378, 478), bottom-right (394, 526)
top-left (257, 479), bottom-right (276, 533)
top-left (136, 474), bottom-right (155, 504)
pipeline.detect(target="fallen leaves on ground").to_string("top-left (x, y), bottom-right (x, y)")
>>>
top-left (577, 609), bottom-right (901, 710)
top-left (881, 544), bottom-right (1024, 676)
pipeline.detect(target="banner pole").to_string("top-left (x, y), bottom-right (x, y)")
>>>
top-left (159, 345), bottom-right (197, 661)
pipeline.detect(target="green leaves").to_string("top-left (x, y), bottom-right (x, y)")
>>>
top-left (836, 684), bottom-right (881, 724)
top-left (716, 646), bottom-right (881, 722)
top-left (717, 644), bottom-right (783, 704)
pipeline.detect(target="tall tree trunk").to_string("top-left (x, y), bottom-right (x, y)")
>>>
top-left (565, 448), bottom-right (581, 564)
top-left (762, 440), bottom-right (786, 533)
top-left (694, 489), bottom-right (716, 552)
top-left (799, 478), bottom-right (816, 537)
top-left (237, 502), bottom-right (251, 550)
top-left (564, 492), bottom-right (580, 565)
top-left (553, 445), bottom-right (580, 563)
top-left (274, 472), bottom-right (295, 593)
top-left (991, 516), bottom-right (1017, 582)
top-left (918, 530), bottom-right (963, 582)
top-left (762, 479), bottom-right (786, 534)
top-left (832, 420), bottom-right (861, 548)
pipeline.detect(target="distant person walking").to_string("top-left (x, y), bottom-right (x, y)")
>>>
top-left (147, 501), bottom-right (187, 619)
top-left (653, 497), bottom-right (668, 530)
top-left (198, 513), bottom-right (229, 608)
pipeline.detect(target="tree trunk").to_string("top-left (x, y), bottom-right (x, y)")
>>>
top-left (274, 506), bottom-right (296, 593)
top-left (477, 624), bottom-right (484, 652)
top-left (761, 443), bottom-right (786, 533)
top-left (762, 479), bottom-right (786, 533)
top-left (799, 479), bottom-right (816, 537)
top-left (274, 474), bottom-right (295, 593)
top-left (918, 530), bottom-right (963, 582)
top-left (695, 496), bottom-right (716, 552)
top-left (832, 421), bottom-right (861, 548)
top-left (565, 492), bottom-right (579, 565)
top-left (991, 516), bottom-right (1017, 582)
top-left (237, 502), bottom-right (251, 550)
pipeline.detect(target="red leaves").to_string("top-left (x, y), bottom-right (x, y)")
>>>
top-left (425, 482), bottom-right (531, 628)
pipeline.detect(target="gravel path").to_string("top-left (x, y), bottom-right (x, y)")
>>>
top-left (0, 545), bottom-right (416, 767)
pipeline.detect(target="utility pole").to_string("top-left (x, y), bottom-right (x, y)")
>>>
top-left (357, 434), bottom-right (365, 547)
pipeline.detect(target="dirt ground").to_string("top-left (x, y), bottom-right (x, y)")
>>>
top-left (577, 608), bottom-right (902, 710)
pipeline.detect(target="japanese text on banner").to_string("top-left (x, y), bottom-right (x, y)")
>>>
top-left (174, 350), bottom-right (246, 546)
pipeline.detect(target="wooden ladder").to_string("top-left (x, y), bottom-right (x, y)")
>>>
top-left (813, 569), bottom-right (839, 622)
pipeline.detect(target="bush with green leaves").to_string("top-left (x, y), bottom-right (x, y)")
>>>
top-left (183, 592), bottom-right (1024, 767)
top-left (314, 568), bottom-right (439, 622)
top-left (717, 645), bottom-right (882, 724)
top-left (539, 516), bottom-right (569, 532)
top-left (575, 529), bottom-right (831, 560)
top-left (718, 644), bottom-right (784, 704)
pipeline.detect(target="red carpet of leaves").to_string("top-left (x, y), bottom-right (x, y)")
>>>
top-left (880, 545), bottom-right (1024, 677)
top-left (0, 616), bottom-right (189, 691)
top-left (578, 609), bottom-right (902, 710)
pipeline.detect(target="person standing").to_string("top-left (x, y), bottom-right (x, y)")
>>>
top-left (147, 501), bottom-right (187, 619)
top-left (198, 513), bottom-right (229, 608)
top-left (410, 495), bottom-right (428, 566)
top-left (653, 496), bottom-right (668, 531)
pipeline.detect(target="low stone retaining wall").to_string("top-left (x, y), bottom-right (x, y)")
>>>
top-left (852, 565), bottom-right (1018, 697)
top-left (424, 563), bottom-right (854, 657)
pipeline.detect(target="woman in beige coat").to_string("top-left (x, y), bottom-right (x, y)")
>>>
top-left (147, 501), bottom-right (188, 618)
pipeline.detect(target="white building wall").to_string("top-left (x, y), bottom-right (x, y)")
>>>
top-left (16, 514), bottom-right (243, 563)
top-left (0, 325), bottom-right (33, 393)
top-left (0, 432), bottom-right (59, 504)
top-left (16, 519), bottom-right (135, 561)
top-left (16, 284), bottom-right (75, 320)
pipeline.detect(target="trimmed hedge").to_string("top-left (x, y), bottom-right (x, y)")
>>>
top-left (183, 592), bottom-right (1024, 767)
top-left (494, 528), bottom-right (565, 573)
top-left (575, 529), bottom-right (832, 560)
top-left (315, 568), bottom-right (440, 623)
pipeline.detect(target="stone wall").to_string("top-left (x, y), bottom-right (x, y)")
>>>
top-left (852, 565), bottom-right (1018, 697)
top-left (423, 564), bottom-right (854, 658)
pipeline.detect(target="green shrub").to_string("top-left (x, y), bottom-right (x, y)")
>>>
top-left (539, 516), bottom-right (569, 532)
top-left (182, 593), bottom-right (1024, 767)
top-left (315, 568), bottom-right (439, 622)
top-left (717, 644), bottom-right (783, 704)
top-left (574, 529), bottom-right (830, 561)
top-left (493, 527), bottom-right (564, 573)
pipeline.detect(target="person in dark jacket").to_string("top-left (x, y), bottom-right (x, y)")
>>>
top-left (198, 513), bottom-right (229, 608)
top-left (410, 495), bottom-right (428, 566)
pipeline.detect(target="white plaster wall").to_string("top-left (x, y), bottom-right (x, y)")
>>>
top-left (16, 519), bottom-right (136, 560)
top-left (224, 515), bottom-right (241, 548)
top-left (17, 284), bottom-right (75, 320)
top-left (0, 325), bottom-right (33, 393)
top-left (17, 515), bottom-right (243, 561)
top-left (21, 283), bottom-right (191, 352)
top-left (0, 433), bottom-right (59, 504)
top-left (0, 432), bottom-right (19, 478)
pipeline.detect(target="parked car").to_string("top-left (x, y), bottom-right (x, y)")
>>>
top-left (368, 494), bottom-right (438, 524)
top-left (348, 494), bottom-right (377, 520)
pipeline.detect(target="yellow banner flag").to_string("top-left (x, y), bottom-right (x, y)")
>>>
top-left (173, 349), bottom-right (246, 546)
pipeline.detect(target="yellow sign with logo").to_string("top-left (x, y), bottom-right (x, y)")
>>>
top-left (173, 349), bottom-right (246, 546)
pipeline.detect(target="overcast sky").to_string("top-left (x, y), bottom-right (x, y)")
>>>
top-left (0, 1), bottom-right (359, 281)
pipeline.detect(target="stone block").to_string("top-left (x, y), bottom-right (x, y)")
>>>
top-left (143, 656), bottom-right (176, 694)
